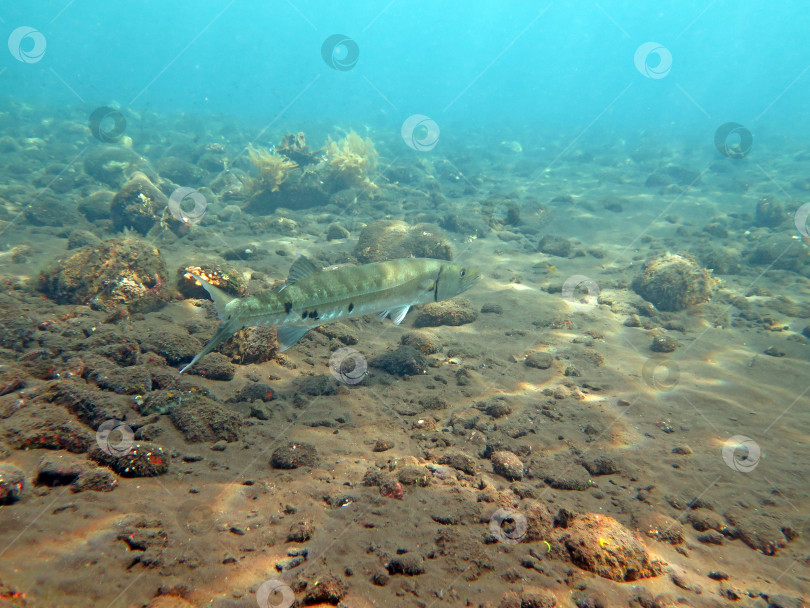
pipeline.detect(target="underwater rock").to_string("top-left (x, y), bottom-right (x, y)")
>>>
top-left (295, 374), bottom-right (338, 396)
top-left (110, 171), bottom-right (168, 235)
top-left (755, 195), bottom-right (787, 228)
top-left (0, 464), bottom-right (25, 504)
top-left (440, 213), bottom-right (489, 238)
top-left (24, 195), bottom-right (83, 227)
top-left (2, 403), bottom-right (93, 453)
top-left (154, 156), bottom-right (207, 187)
top-left (78, 190), bottom-right (114, 221)
top-left (371, 345), bottom-right (428, 377)
top-left (538, 234), bottom-right (573, 257)
top-left (525, 352), bottom-right (553, 369)
top-left (89, 440), bottom-right (169, 477)
top-left (219, 325), bottom-right (279, 366)
top-left (650, 335), bottom-right (679, 353)
top-left (386, 553), bottom-right (425, 576)
top-left (354, 219), bottom-right (453, 262)
top-left (480, 195), bottom-right (520, 228)
top-left (35, 454), bottom-right (86, 486)
top-left (326, 223), bottom-right (350, 240)
top-left (632, 253), bottom-right (712, 312)
top-left (38, 237), bottom-right (169, 313)
top-left (169, 398), bottom-right (243, 443)
top-left (184, 353), bottom-right (235, 381)
top-left (271, 441), bottom-right (319, 469)
top-left (691, 243), bottom-right (741, 275)
top-left (561, 513), bottom-right (665, 581)
top-left (177, 264), bottom-right (248, 299)
top-left (438, 451), bottom-right (477, 475)
top-left (414, 298), bottom-right (477, 327)
top-left (83, 146), bottom-right (148, 188)
top-left (400, 330), bottom-right (441, 354)
top-left (301, 574), bottom-right (348, 605)
top-left (45, 381), bottom-right (127, 429)
top-left (139, 327), bottom-right (202, 366)
top-left (67, 229), bottom-right (101, 249)
top-left (195, 142), bottom-right (229, 172)
top-left (491, 450), bottom-right (524, 481)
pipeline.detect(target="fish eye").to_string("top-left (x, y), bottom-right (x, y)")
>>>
top-left (459, 268), bottom-right (466, 277)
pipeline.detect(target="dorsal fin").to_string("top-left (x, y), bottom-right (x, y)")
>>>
top-left (279, 256), bottom-right (319, 291)
top-left (190, 274), bottom-right (237, 320)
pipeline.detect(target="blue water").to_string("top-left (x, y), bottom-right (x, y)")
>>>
top-left (4, 1), bottom-right (809, 139)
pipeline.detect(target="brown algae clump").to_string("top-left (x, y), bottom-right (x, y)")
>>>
top-left (323, 131), bottom-right (378, 193)
top-left (247, 145), bottom-right (298, 194)
top-left (632, 252), bottom-right (713, 312)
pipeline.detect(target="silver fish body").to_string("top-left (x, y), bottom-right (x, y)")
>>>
top-left (179, 256), bottom-right (479, 373)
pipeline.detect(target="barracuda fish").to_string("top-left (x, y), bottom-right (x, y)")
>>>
top-left (179, 256), bottom-right (480, 373)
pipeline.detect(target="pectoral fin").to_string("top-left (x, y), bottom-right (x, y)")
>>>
top-left (276, 325), bottom-right (311, 351)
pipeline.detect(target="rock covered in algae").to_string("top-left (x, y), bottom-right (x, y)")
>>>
top-left (354, 220), bottom-right (453, 263)
top-left (38, 237), bottom-right (169, 313)
top-left (110, 171), bottom-right (168, 235)
top-left (631, 252), bottom-right (712, 312)
top-left (177, 263), bottom-right (248, 299)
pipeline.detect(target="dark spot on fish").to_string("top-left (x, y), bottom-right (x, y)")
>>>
top-left (309, 310), bottom-right (319, 319)
top-left (284, 301), bottom-right (292, 314)
top-left (301, 311), bottom-right (308, 320)
top-left (348, 302), bottom-right (354, 313)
